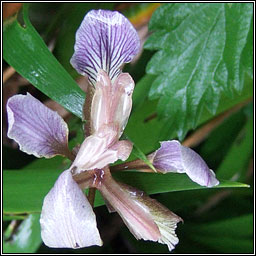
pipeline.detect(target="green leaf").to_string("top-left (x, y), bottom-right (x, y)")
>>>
top-left (144, 3), bottom-right (253, 139)
top-left (3, 168), bottom-right (248, 214)
top-left (191, 235), bottom-right (253, 253)
top-left (130, 142), bottom-right (156, 172)
top-left (3, 213), bottom-right (42, 253)
top-left (217, 117), bottom-right (253, 181)
top-left (3, 4), bottom-right (85, 118)
top-left (199, 109), bottom-right (247, 168)
top-left (186, 214), bottom-right (253, 253)
top-left (223, 3), bottom-right (253, 92)
top-left (3, 214), bottom-right (26, 221)
top-left (189, 214), bottom-right (253, 238)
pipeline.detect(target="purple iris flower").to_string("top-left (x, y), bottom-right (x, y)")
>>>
top-left (6, 9), bottom-right (219, 251)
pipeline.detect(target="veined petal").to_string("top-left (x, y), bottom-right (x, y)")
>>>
top-left (152, 140), bottom-right (219, 187)
top-left (7, 93), bottom-right (69, 158)
top-left (70, 9), bottom-right (140, 84)
top-left (71, 125), bottom-right (130, 174)
top-left (91, 70), bottom-right (134, 137)
top-left (95, 169), bottom-right (181, 251)
top-left (40, 169), bottom-right (102, 249)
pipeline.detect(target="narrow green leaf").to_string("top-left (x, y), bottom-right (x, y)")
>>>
top-left (3, 214), bottom-right (26, 221)
top-left (3, 4), bottom-right (85, 118)
top-left (130, 143), bottom-right (156, 172)
top-left (3, 168), bottom-right (248, 214)
top-left (3, 213), bottom-right (42, 253)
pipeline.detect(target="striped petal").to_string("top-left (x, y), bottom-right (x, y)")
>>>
top-left (95, 170), bottom-right (182, 251)
top-left (152, 140), bottom-right (219, 187)
top-left (40, 169), bottom-right (102, 249)
top-left (70, 9), bottom-right (140, 84)
top-left (90, 70), bottom-right (134, 137)
top-left (71, 125), bottom-right (132, 174)
top-left (7, 93), bottom-right (69, 158)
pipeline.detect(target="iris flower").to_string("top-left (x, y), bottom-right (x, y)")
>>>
top-left (6, 9), bottom-right (219, 251)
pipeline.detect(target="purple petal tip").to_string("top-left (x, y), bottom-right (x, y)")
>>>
top-left (153, 140), bottom-right (219, 187)
top-left (70, 9), bottom-right (140, 84)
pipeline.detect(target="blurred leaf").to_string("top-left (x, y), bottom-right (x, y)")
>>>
top-left (131, 74), bottom-right (156, 111)
top-left (190, 214), bottom-right (253, 238)
top-left (3, 213), bottom-right (42, 253)
top-left (144, 3), bottom-right (253, 139)
top-left (125, 100), bottom-right (163, 154)
top-left (199, 109), bottom-right (247, 168)
top-left (3, 168), bottom-right (248, 214)
top-left (3, 4), bottom-right (85, 118)
top-left (3, 145), bottom-right (35, 169)
top-left (186, 214), bottom-right (253, 253)
top-left (217, 117), bottom-right (253, 180)
top-left (192, 236), bottom-right (252, 253)
top-left (25, 155), bottom-right (69, 171)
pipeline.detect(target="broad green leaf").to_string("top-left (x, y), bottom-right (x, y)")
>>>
top-left (3, 4), bottom-right (85, 118)
top-left (144, 3), bottom-right (253, 139)
top-left (223, 3), bottom-right (253, 93)
top-left (3, 168), bottom-right (248, 214)
top-left (125, 71), bottom-right (252, 155)
top-left (3, 213), bottom-right (42, 253)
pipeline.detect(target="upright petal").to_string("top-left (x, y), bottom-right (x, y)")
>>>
top-left (94, 168), bottom-right (182, 251)
top-left (71, 125), bottom-right (132, 174)
top-left (90, 70), bottom-right (134, 136)
top-left (70, 9), bottom-right (140, 84)
top-left (7, 93), bottom-right (70, 158)
top-left (151, 140), bottom-right (219, 187)
top-left (40, 169), bottom-right (102, 248)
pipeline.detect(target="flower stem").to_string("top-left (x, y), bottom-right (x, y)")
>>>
top-left (87, 187), bottom-right (96, 207)
top-left (110, 159), bottom-right (154, 173)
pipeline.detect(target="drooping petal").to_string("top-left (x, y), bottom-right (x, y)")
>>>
top-left (90, 70), bottom-right (134, 137)
top-left (151, 140), bottom-right (219, 187)
top-left (70, 9), bottom-right (140, 84)
top-left (110, 140), bottom-right (133, 161)
top-left (95, 169), bottom-right (181, 251)
top-left (71, 124), bottom-right (131, 174)
top-left (40, 169), bottom-right (102, 249)
top-left (7, 93), bottom-right (70, 158)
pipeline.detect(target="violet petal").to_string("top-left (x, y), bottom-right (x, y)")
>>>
top-left (70, 9), bottom-right (140, 84)
top-left (7, 93), bottom-right (69, 158)
top-left (152, 140), bottom-right (219, 187)
top-left (40, 169), bottom-right (102, 248)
